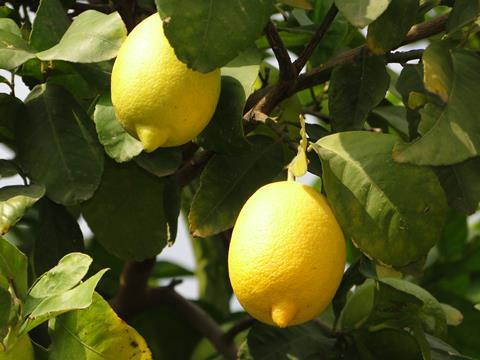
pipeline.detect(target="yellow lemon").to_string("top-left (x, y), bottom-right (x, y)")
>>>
top-left (111, 14), bottom-right (221, 152)
top-left (228, 181), bottom-right (346, 328)
top-left (0, 335), bottom-right (34, 360)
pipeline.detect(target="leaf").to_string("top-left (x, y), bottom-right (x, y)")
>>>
top-left (367, 0), bottom-right (419, 54)
top-left (334, 0), bottom-right (391, 28)
top-left (437, 209), bottom-right (468, 261)
top-left (150, 260), bottom-right (193, 278)
top-left (20, 268), bottom-right (107, 334)
top-left (48, 293), bottom-right (152, 359)
top-left (240, 322), bottom-right (336, 359)
top-left (0, 93), bottom-right (23, 144)
top-left (0, 286), bottom-right (11, 327)
top-left (197, 76), bottom-right (250, 154)
top-left (25, 253), bottom-right (92, 314)
top-left (372, 106), bottom-right (409, 136)
top-left (163, 179), bottom-right (180, 245)
top-left (82, 159), bottom-right (169, 260)
top-left (0, 185), bottom-right (45, 235)
top-left (32, 198), bottom-right (85, 276)
top-left (393, 49), bottom-right (480, 165)
top-left (156, 0), bottom-right (274, 72)
top-left (0, 236), bottom-right (28, 300)
top-left (134, 148), bottom-right (182, 178)
top-left (427, 334), bottom-right (472, 359)
top-left (15, 82), bottom-right (104, 206)
top-left (29, 0), bottom-right (70, 51)
top-left (0, 18), bottom-right (22, 37)
top-left (312, 132), bottom-right (447, 267)
top-left (441, 303), bottom-right (463, 326)
top-left (222, 47), bottom-right (262, 98)
top-left (189, 136), bottom-right (284, 237)
top-left (328, 51), bottom-right (390, 131)
top-left (435, 157), bottom-right (480, 215)
top-left (447, 0), bottom-right (480, 34)
top-left (93, 93), bottom-right (143, 163)
top-left (0, 28), bottom-right (36, 70)
top-left (37, 10), bottom-right (127, 63)
top-left (423, 42), bottom-right (454, 103)
top-left (340, 279), bottom-right (376, 330)
top-left (280, 0), bottom-right (312, 9)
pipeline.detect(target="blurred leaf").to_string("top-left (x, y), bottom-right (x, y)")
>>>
top-left (281, 0), bottom-right (312, 9)
top-left (29, 0), bottom-right (70, 51)
top-left (393, 49), bottom-right (480, 165)
top-left (222, 47), bottom-right (262, 97)
top-left (447, 0), bottom-right (480, 34)
top-left (0, 25), bottom-right (36, 70)
top-left (156, 0), bottom-right (274, 72)
top-left (0, 185), bottom-right (45, 235)
top-left (313, 132), bottom-right (447, 267)
top-left (427, 334), bottom-right (472, 359)
top-left (367, 0), bottom-right (419, 54)
top-left (189, 136), bottom-right (284, 237)
top-left (437, 209), bottom-right (468, 261)
top-left (48, 293), bottom-right (152, 359)
top-left (334, 0), bottom-right (391, 28)
top-left (93, 93), bottom-right (143, 163)
top-left (240, 322), bottom-right (336, 359)
top-left (197, 76), bottom-right (250, 154)
top-left (0, 236), bottom-right (28, 300)
top-left (37, 10), bottom-right (127, 63)
top-left (16, 83), bottom-right (104, 206)
top-left (435, 157), bottom-right (480, 215)
top-left (20, 268), bottom-right (107, 334)
top-left (328, 51), bottom-right (390, 131)
top-left (32, 199), bottom-right (84, 278)
top-left (134, 148), bottom-right (182, 178)
top-left (150, 260), bottom-right (193, 279)
top-left (372, 106), bottom-right (409, 136)
top-left (82, 159), bottom-right (168, 260)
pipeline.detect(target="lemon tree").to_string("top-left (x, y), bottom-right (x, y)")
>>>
top-left (0, 0), bottom-right (479, 359)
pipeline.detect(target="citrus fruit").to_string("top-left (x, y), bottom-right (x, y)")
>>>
top-left (0, 335), bottom-right (34, 360)
top-left (228, 181), bottom-right (346, 328)
top-left (111, 14), bottom-right (221, 152)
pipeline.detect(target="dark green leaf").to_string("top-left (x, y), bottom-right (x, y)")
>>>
top-left (0, 93), bottom-right (23, 145)
top-left (393, 49), bottom-right (480, 165)
top-left (156, 0), bottom-right (274, 72)
top-left (446, 0), bottom-right (480, 34)
top-left (0, 236), bottom-right (28, 300)
top-left (328, 51), bottom-right (390, 131)
top-left (313, 132), bottom-right (447, 267)
top-left (163, 179), bottom-right (180, 245)
top-left (16, 83), bottom-right (104, 206)
top-left (427, 334), bottom-right (472, 359)
top-left (82, 159), bottom-right (168, 260)
top-left (0, 185), bottom-right (45, 235)
top-left (134, 148), bottom-right (182, 178)
top-left (93, 93), bottom-right (143, 163)
top-left (0, 27), bottom-right (36, 70)
top-left (222, 47), bottom-right (262, 97)
top-left (189, 136), bottom-right (284, 237)
top-left (29, 0), bottom-right (70, 51)
top-left (48, 293), bottom-right (151, 359)
top-left (37, 10), bottom-right (127, 63)
top-left (437, 209), bottom-right (468, 261)
top-left (0, 160), bottom-right (19, 179)
top-left (0, 286), bottom-right (11, 327)
top-left (197, 76), bottom-right (250, 154)
top-left (435, 157), bottom-right (480, 214)
top-left (372, 106), bottom-right (409, 136)
top-left (32, 198), bottom-right (84, 277)
top-left (367, 0), bottom-right (419, 54)
top-left (334, 0), bottom-right (391, 27)
top-left (150, 260), bottom-right (193, 278)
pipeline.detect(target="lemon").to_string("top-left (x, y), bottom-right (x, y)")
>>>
top-left (111, 14), bottom-right (221, 152)
top-left (0, 335), bottom-right (34, 360)
top-left (228, 181), bottom-right (346, 328)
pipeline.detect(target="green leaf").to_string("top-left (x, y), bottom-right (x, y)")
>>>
top-left (0, 161), bottom-right (19, 179)
top-left (93, 93), bottom-right (143, 163)
top-left (156, 0), bottom-right (274, 72)
top-left (340, 279), bottom-right (376, 330)
top-left (32, 198), bottom-right (85, 276)
top-left (16, 83), bottom-right (104, 206)
top-left (423, 42), bottom-right (454, 103)
top-left (29, 0), bottom-right (70, 51)
top-left (328, 51), bottom-right (390, 131)
top-left (446, 0), bottom-right (480, 34)
top-left (367, 0), bottom-right (419, 54)
top-left (427, 334), bottom-right (472, 359)
top-left (20, 268), bottom-right (107, 334)
top-left (0, 185), bottom-right (45, 235)
top-left (435, 157), bottom-right (480, 215)
top-left (25, 253), bottom-right (92, 314)
top-left (0, 28), bottom-right (36, 70)
top-left (48, 293), bottom-right (152, 359)
top-left (189, 136), bottom-right (284, 237)
top-left (0, 93), bottom-right (23, 144)
top-left (0, 286), bottom-right (12, 327)
top-left (0, 236), bottom-right (28, 300)
top-left (437, 209), bottom-right (468, 261)
top-left (150, 260), bottom-right (193, 278)
top-left (334, 0), bottom-right (391, 28)
top-left (37, 10), bottom-right (127, 63)
top-left (280, 0), bottom-right (312, 9)
top-left (134, 148), bottom-right (182, 178)
top-left (82, 159), bottom-right (169, 260)
top-left (393, 49), bottom-right (480, 165)
top-left (441, 303), bottom-right (463, 326)
top-left (222, 47), bottom-right (262, 97)
top-left (0, 18), bottom-right (21, 37)
top-left (372, 106), bottom-right (409, 136)
top-left (197, 76), bottom-right (250, 154)
top-left (312, 132), bottom-right (447, 267)
top-left (240, 322), bottom-right (336, 359)
top-left (163, 179), bottom-right (180, 245)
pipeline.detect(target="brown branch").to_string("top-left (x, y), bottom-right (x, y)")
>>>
top-left (387, 49), bottom-right (424, 63)
top-left (173, 150), bottom-right (213, 188)
top-left (293, 4), bottom-right (338, 73)
top-left (223, 316), bottom-right (255, 343)
top-left (265, 21), bottom-right (296, 81)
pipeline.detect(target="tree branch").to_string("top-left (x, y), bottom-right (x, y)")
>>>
top-left (223, 316), bottom-right (255, 343)
top-left (293, 4), bottom-right (338, 73)
top-left (265, 20), bottom-right (296, 81)
top-left (386, 49), bottom-right (424, 63)
top-left (173, 150), bottom-right (213, 188)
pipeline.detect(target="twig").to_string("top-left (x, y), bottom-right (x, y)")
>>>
top-left (386, 49), bottom-right (424, 63)
top-left (223, 316), bottom-right (255, 343)
top-left (264, 21), bottom-right (296, 81)
top-left (293, 4), bottom-right (338, 73)
top-left (174, 150), bottom-right (213, 188)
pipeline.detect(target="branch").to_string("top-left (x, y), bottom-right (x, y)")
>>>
top-left (223, 316), bottom-right (255, 343)
top-left (293, 4), bottom-right (338, 72)
top-left (265, 21), bottom-right (296, 81)
top-left (386, 49), bottom-right (424, 63)
top-left (173, 150), bottom-right (213, 188)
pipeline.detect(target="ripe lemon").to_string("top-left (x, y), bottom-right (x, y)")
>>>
top-left (228, 181), bottom-right (346, 328)
top-left (0, 335), bottom-right (34, 360)
top-left (111, 14), bottom-right (221, 152)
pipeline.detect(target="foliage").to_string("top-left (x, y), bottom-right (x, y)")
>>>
top-left (0, 0), bottom-right (479, 359)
